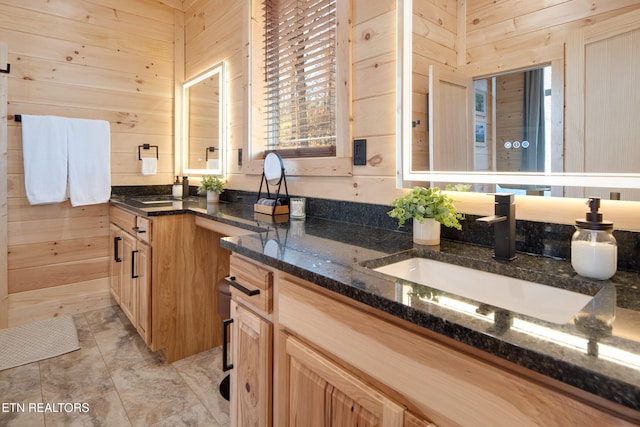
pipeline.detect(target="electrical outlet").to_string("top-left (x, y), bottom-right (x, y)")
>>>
top-left (353, 139), bottom-right (366, 165)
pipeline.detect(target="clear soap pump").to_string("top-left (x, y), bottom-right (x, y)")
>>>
top-left (571, 197), bottom-right (617, 280)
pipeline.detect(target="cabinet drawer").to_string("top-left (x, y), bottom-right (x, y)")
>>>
top-left (229, 255), bottom-right (273, 314)
top-left (135, 216), bottom-right (152, 244)
top-left (110, 205), bottom-right (136, 231)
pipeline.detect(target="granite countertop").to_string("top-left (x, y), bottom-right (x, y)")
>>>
top-left (110, 195), bottom-right (640, 414)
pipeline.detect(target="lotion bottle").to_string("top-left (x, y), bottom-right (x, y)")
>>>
top-left (172, 176), bottom-right (183, 199)
top-left (571, 197), bottom-right (617, 280)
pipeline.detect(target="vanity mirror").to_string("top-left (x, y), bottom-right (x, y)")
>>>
top-left (397, 1), bottom-right (640, 200)
top-left (181, 62), bottom-right (226, 177)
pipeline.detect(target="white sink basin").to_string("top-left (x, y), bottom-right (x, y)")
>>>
top-left (374, 258), bottom-right (593, 324)
top-left (138, 200), bottom-right (173, 204)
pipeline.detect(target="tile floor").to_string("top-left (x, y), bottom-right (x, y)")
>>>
top-left (0, 306), bottom-right (230, 426)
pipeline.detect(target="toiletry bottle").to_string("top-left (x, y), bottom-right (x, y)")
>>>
top-left (571, 197), bottom-right (617, 280)
top-left (172, 176), bottom-right (183, 199)
top-left (182, 176), bottom-right (189, 198)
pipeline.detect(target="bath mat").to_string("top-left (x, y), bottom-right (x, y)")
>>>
top-left (0, 316), bottom-right (80, 371)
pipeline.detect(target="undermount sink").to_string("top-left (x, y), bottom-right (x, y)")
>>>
top-left (137, 200), bottom-right (175, 205)
top-left (373, 257), bottom-right (593, 324)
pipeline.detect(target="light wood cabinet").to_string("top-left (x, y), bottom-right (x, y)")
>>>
top-left (277, 272), bottom-right (637, 427)
top-left (228, 254), bottom-right (274, 427)
top-left (108, 208), bottom-right (152, 346)
top-left (110, 205), bottom-right (228, 362)
top-left (108, 224), bottom-right (122, 304)
top-left (285, 334), bottom-right (404, 427)
top-left (231, 300), bottom-right (272, 427)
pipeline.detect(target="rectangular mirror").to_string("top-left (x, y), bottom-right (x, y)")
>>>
top-left (182, 62), bottom-right (226, 177)
top-left (397, 1), bottom-right (640, 199)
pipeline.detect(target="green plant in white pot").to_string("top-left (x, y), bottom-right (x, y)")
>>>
top-left (197, 176), bottom-right (225, 203)
top-left (388, 186), bottom-right (463, 245)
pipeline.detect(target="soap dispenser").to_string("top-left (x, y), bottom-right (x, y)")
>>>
top-left (182, 176), bottom-right (189, 198)
top-left (571, 197), bottom-right (617, 280)
top-left (172, 176), bottom-right (183, 199)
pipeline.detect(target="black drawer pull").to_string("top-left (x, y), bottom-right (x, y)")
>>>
top-left (132, 226), bottom-right (146, 234)
top-left (222, 318), bottom-right (233, 372)
top-left (131, 250), bottom-right (139, 278)
top-left (224, 276), bottom-right (260, 297)
top-left (114, 236), bottom-right (122, 262)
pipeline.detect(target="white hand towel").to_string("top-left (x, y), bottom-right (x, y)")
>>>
top-left (67, 118), bottom-right (111, 207)
top-left (141, 157), bottom-right (157, 176)
top-left (206, 158), bottom-right (219, 170)
top-left (21, 115), bottom-right (69, 205)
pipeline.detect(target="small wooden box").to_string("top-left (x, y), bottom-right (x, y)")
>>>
top-left (253, 202), bottom-right (289, 216)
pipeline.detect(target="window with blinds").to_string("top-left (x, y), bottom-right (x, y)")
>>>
top-left (263, 0), bottom-right (337, 158)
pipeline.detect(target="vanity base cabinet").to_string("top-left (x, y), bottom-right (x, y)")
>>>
top-left (108, 211), bottom-right (151, 347)
top-left (110, 205), bottom-right (224, 362)
top-left (277, 272), bottom-right (637, 427)
top-left (228, 254), bottom-right (274, 427)
top-left (231, 300), bottom-right (272, 427)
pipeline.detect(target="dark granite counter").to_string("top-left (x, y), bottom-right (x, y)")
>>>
top-left (110, 195), bottom-right (640, 414)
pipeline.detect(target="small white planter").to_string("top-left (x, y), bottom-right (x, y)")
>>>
top-left (207, 190), bottom-right (220, 203)
top-left (413, 218), bottom-right (441, 245)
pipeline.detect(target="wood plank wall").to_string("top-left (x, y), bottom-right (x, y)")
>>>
top-left (1, 42), bottom-right (7, 328)
top-left (186, 0), bottom-right (400, 202)
top-left (1, 0), bottom-right (177, 326)
top-left (3, 0), bottom-right (640, 326)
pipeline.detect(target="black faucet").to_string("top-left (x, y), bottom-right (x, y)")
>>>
top-left (477, 194), bottom-right (516, 261)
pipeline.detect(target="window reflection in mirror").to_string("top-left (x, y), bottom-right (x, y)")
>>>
top-left (472, 66), bottom-right (555, 196)
top-left (182, 62), bottom-right (225, 177)
top-left (398, 0), bottom-right (640, 199)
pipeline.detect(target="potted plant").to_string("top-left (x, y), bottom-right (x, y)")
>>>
top-left (197, 175), bottom-right (225, 203)
top-left (388, 186), bottom-right (463, 245)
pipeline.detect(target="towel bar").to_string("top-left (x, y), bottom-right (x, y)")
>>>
top-left (138, 144), bottom-right (158, 160)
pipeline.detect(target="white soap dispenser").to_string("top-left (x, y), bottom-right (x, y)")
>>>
top-left (571, 197), bottom-right (617, 280)
top-left (172, 176), bottom-right (183, 199)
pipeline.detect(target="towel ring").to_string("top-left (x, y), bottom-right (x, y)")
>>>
top-left (138, 144), bottom-right (159, 160)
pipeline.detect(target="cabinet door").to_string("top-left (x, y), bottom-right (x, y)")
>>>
top-left (135, 242), bottom-right (152, 345)
top-left (231, 301), bottom-right (272, 427)
top-left (285, 335), bottom-right (404, 427)
top-left (119, 232), bottom-right (137, 326)
top-left (108, 224), bottom-right (123, 303)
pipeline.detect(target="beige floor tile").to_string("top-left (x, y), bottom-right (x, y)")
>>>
top-left (1, 305), bottom-right (230, 426)
top-left (110, 359), bottom-right (203, 427)
top-left (43, 390), bottom-right (131, 427)
top-left (150, 402), bottom-right (221, 427)
top-left (0, 363), bottom-right (45, 427)
top-left (40, 345), bottom-right (114, 402)
top-left (173, 347), bottom-right (231, 426)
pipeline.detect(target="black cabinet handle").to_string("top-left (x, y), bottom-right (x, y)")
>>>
top-left (132, 226), bottom-right (147, 234)
top-left (224, 276), bottom-right (260, 297)
top-left (131, 250), bottom-right (139, 278)
top-left (222, 318), bottom-right (234, 372)
top-left (114, 236), bottom-right (122, 262)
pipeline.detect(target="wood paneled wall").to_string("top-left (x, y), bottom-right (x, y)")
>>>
top-left (1, 0), bottom-right (177, 325)
top-left (1, 42), bottom-right (7, 328)
top-left (3, 0), bottom-right (640, 326)
top-left (184, 0), bottom-right (400, 201)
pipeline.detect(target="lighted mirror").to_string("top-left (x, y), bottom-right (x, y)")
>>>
top-left (182, 62), bottom-right (225, 177)
top-left (397, 1), bottom-right (640, 200)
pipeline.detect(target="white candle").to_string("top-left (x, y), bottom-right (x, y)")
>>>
top-left (290, 197), bottom-right (306, 219)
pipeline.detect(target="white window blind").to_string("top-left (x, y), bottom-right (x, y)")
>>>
top-left (263, 0), bottom-right (337, 157)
